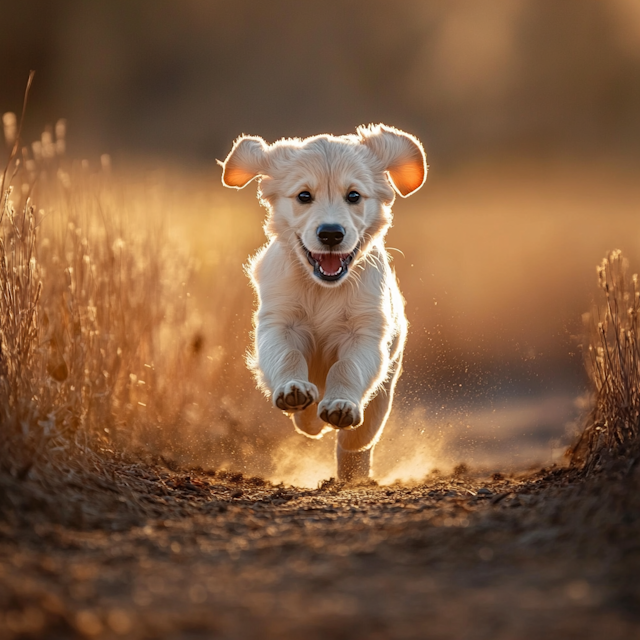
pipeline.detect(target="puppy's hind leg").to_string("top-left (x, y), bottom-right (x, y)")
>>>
top-left (336, 361), bottom-right (402, 482)
top-left (292, 403), bottom-right (332, 439)
top-left (337, 448), bottom-right (372, 482)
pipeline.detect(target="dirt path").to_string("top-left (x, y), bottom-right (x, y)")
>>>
top-left (1, 459), bottom-right (639, 639)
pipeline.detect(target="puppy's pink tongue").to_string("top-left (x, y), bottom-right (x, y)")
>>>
top-left (312, 253), bottom-right (342, 275)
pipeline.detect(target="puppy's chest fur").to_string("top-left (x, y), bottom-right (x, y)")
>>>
top-left (252, 240), bottom-right (402, 357)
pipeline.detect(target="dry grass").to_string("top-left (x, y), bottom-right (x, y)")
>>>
top-left (571, 250), bottom-right (640, 471)
top-left (0, 110), bottom-right (270, 480)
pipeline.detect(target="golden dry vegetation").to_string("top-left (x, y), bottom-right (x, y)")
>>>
top-left (4, 112), bottom-right (640, 485)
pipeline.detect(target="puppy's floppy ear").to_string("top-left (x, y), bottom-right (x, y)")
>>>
top-left (358, 124), bottom-right (427, 197)
top-left (220, 135), bottom-right (269, 189)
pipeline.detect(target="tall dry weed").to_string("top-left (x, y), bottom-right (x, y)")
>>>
top-left (0, 105), bottom-right (270, 477)
top-left (571, 250), bottom-right (640, 471)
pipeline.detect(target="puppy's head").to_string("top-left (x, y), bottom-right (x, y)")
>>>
top-left (221, 124), bottom-right (426, 287)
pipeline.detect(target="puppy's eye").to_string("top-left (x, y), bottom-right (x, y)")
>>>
top-left (297, 191), bottom-right (312, 204)
top-left (346, 191), bottom-right (360, 204)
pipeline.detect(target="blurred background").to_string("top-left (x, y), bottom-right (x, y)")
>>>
top-left (4, 0), bottom-right (640, 163)
top-left (3, 0), bottom-right (640, 481)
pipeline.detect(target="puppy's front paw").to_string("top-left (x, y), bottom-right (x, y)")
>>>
top-left (318, 398), bottom-right (362, 429)
top-left (273, 381), bottom-right (318, 413)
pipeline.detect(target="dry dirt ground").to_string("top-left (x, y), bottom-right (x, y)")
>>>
top-left (1, 455), bottom-right (639, 640)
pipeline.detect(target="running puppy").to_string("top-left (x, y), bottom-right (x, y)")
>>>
top-left (221, 124), bottom-right (426, 481)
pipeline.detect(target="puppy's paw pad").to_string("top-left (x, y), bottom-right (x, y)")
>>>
top-left (274, 381), bottom-right (318, 413)
top-left (318, 399), bottom-right (362, 429)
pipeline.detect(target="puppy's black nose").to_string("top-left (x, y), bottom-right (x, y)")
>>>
top-left (317, 224), bottom-right (345, 247)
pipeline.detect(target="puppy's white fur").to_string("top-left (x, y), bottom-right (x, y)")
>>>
top-left (221, 124), bottom-right (426, 481)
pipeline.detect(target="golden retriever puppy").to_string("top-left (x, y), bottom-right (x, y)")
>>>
top-left (221, 124), bottom-right (426, 481)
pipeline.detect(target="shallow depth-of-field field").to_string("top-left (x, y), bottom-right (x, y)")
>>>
top-left (1, 119), bottom-right (640, 638)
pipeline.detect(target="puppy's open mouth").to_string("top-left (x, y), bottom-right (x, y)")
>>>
top-left (300, 242), bottom-right (358, 282)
